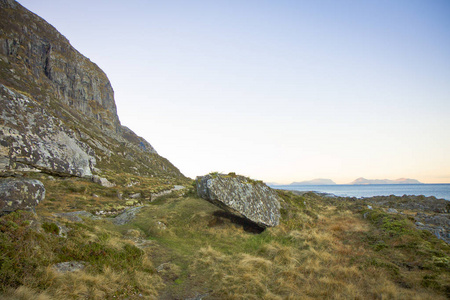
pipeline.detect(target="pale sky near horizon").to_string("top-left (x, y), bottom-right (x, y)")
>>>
top-left (17, 0), bottom-right (450, 184)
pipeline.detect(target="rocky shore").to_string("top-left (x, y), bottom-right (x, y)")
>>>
top-left (290, 190), bottom-right (450, 244)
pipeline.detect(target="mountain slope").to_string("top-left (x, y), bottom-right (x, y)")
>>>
top-left (0, 0), bottom-right (185, 181)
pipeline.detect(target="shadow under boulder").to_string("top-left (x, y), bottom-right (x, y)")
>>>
top-left (210, 210), bottom-right (266, 234)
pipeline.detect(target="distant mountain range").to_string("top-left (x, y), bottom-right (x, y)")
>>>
top-left (349, 177), bottom-right (423, 185)
top-left (282, 177), bottom-right (423, 186)
top-left (290, 179), bottom-right (336, 185)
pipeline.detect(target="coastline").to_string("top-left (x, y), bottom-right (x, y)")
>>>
top-left (269, 183), bottom-right (450, 201)
top-left (275, 188), bottom-right (450, 245)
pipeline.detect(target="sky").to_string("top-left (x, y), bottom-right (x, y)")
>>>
top-left (17, 0), bottom-right (450, 184)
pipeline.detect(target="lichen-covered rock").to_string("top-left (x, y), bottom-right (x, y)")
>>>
top-left (0, 84), bottom-right (96, 177)
top-left (0, 178), bottom-right (45, 215)
top-left (52, 261), bottom-right (86, 273)
top-left (196, 174), bottom-right (280, 228)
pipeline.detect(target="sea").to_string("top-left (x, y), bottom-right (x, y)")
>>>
top-left (269, 184), bottom-right (450, 201)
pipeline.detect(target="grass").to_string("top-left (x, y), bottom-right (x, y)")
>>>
top-left (0, 175), bottom-right (449, 299)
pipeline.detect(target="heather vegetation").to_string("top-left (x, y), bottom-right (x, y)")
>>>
top-left (0, 174), bottom-right (449, 299)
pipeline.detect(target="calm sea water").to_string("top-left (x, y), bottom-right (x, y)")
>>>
top-left (269, 184), bottom-right (450, 201)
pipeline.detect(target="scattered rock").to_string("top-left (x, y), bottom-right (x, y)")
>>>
top-left (157, 221), bottom-right (167, 230)
top-left (0, 178), bottom-right (45, 215)
top-left (112, 206), bottom-right (144, 225)
top-left (52, 261), bottom-right (86, 273)
top-left (130, 193), bottom-right (141, 199)
top-left (196, 173), bottom-right (280, 228)
top-left (54, 211), bottom-right (100, 222)
top-left (414, 213), bottom-right (450, 244)
top-left (151, 185), bottom-right (185, 201)
top-left (366, 194), bottom-right (450, 213)
top-left (92, 175), bottom-right (115, 188)
top-left (126, 181), bottom-right (139, 187)
top-left (387, 208), bottom-right (398, 214)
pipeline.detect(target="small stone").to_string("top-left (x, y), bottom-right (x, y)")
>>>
top-left (157, 221), bottom-right (167, 230)
top-left (130, 193), bottom-right (141, 199)
top-left (92, 175), bottom-right (115, 188)
top-left (53, 261), bottom-right (85, 273)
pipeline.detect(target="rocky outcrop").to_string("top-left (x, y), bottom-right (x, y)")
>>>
top-left (196, 173), bottom-right (280, 228)
top-left (365, 195), bottom-right (450, 214)
top-left (0, 0), bottom-right (185, 180)
top-left (0, 84), bottom-right (96, 177)
top-left (112, 206), bottom-right (144, 225)
top-left (0, 178), bottom-right (45, 215)
top-left (415, 212), bottom-right (450, 244)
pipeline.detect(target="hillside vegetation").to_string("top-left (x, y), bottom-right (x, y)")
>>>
top-left (0, 173), bottom-right (449, 299)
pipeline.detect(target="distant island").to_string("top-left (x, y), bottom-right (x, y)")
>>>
top-left (290, 178), bottom-right (336, 185)
top-left (349, 177), bottom-right (423, 185)
top-left (280, 177), bottom-right (424, 186)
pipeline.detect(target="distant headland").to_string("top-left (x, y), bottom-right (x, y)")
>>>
top-left (290, 178), bottom-right (336, 185)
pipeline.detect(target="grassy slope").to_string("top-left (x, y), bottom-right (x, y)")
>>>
top-left (0, 174), bottom-right (449, 299)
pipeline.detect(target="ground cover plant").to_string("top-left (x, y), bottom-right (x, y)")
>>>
top-left (0, 174), bottom-right (449, 299)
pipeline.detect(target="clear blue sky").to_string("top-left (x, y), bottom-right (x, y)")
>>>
top-left (18, 0), bottom-right (450, 183)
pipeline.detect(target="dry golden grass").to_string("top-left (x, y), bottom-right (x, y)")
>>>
top-left (187, 199), bottom-right (449, 300)
top-left (0, 286), bottom-right (52, 300)
top-left (43, 265), bottom-right (163, 299)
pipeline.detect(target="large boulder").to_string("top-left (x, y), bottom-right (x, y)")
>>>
top-left (0, 178), bottom-right (45, 215)
top-left (196, 173), bottom-right (281, 228)
top-left (0, 84), bottom-right (97, 177)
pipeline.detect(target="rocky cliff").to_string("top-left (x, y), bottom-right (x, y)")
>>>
top-left (0, 0), bottom-right (184, 180)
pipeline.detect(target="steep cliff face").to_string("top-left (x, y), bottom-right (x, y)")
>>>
top-left (0, 0), bottom-right (118, 132)
top-left (0, 0), bottom-right (184, 180)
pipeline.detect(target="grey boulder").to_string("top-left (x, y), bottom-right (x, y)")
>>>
top-left (0, 178), bottom-right (45, 215)
top-left (196, 173), bottom-right (280, 228)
